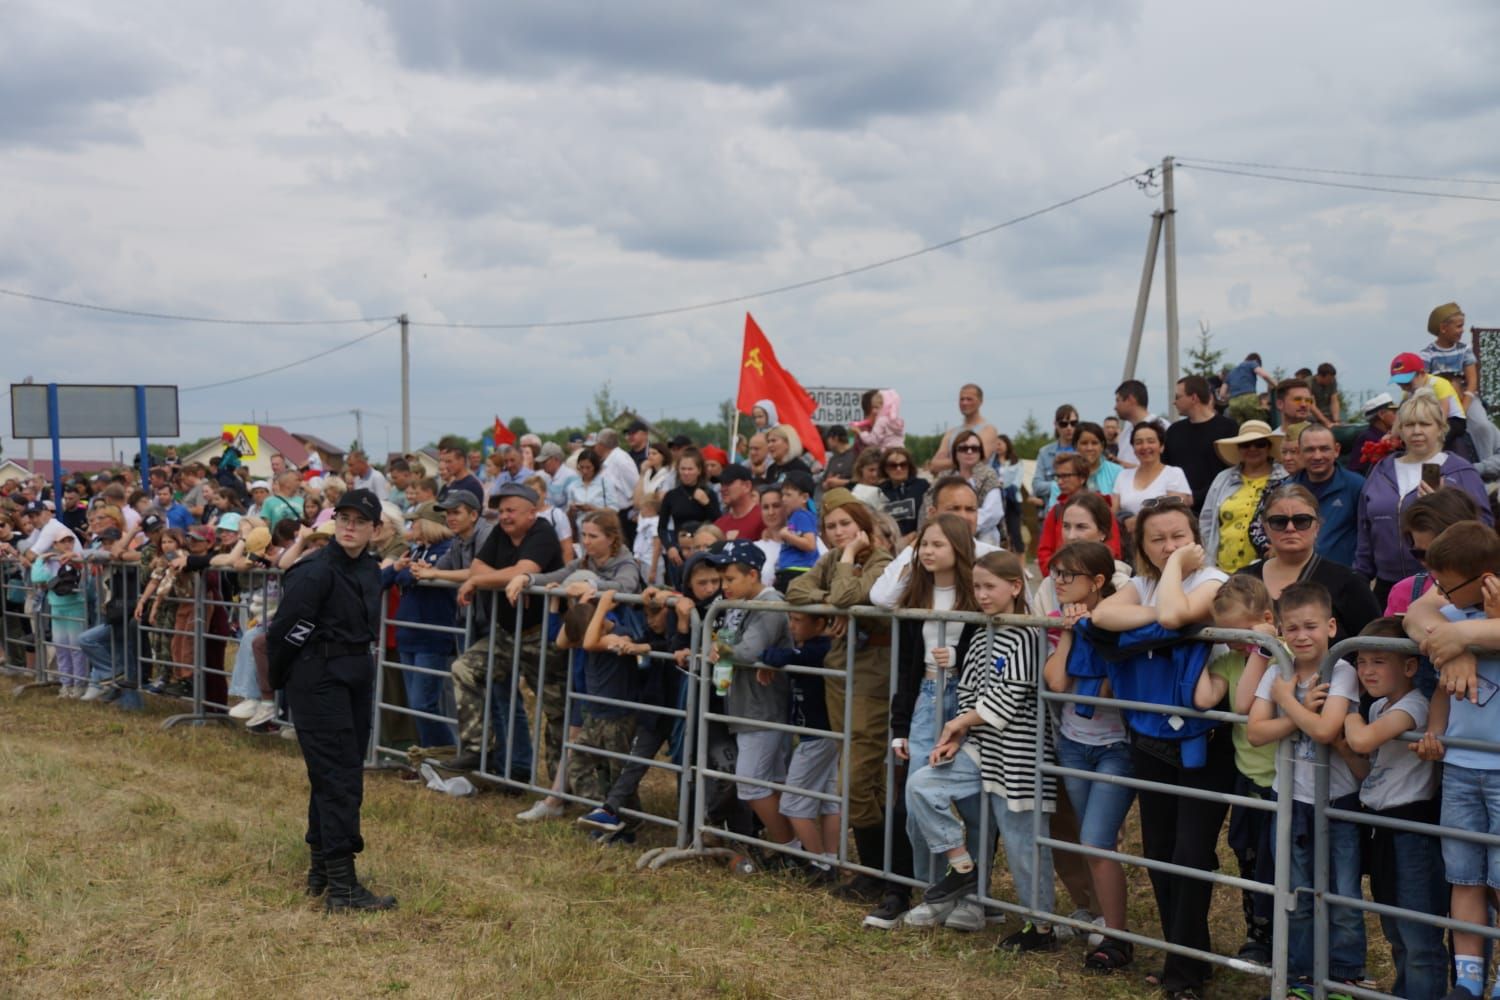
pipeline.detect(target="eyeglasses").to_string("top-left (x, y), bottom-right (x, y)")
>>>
top-left (885, 461), bottom-right (909, 470)
top-left (1056, 419), bottom-right (1079, 427)
top-left (1265, 513), bottom-right (1317, 532)
top-left (1437, 572), bottom-right (1485, 601)
top-left (1238, 439), bottom-right (1271, 450)
top-left (956, 445), bottom-right (982, 454)
top-left (1052, 569), bottom-right (1082, 586)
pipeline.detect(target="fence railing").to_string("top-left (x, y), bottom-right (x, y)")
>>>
top-left (12, 554), bottom-right (1500, 1000)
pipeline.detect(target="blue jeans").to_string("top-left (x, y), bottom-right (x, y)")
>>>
top-left (79, 620), bottom-right (143, 711)
top-left (1286, 797), bottom-right (1366, 982)
top-left (1053, 734), bottom-right (1135, 849)
top-left (1369, 820), bottom-right (1448, 1000)
top-left (1441, 763), bottom-right (1500, 888)
top-left (907, 749), bottom-right (1055, 914)
top-left (229, 625), bottom-right (264, 700)
top-left (399, 648), bottom-right (457, 749)
top-left (905, 677), bottom-right (981, 881)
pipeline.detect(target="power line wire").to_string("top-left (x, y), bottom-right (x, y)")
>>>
top-left (409, 171), bottom-right (1151, 330)
top-left (180, 321), bottom-right (400, 393)
top-left (1177, 156), bottom-right (1500, 187)
top-left (1176, 163), bottom-right (1500, 204)
top-left (0, 287), bottom-right (397, 326)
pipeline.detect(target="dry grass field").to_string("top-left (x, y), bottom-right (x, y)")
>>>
top-left (0, 687), bottom-right (1388, 999)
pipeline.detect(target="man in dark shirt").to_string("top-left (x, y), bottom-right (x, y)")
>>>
top-left (266, 488), bottom-right (395, 912)
top-left (1165, 375), bottom-right (1239, 514)
top-left (436, 440), bottom-right (484, 504)
top-left (624, 420), bottom-right (651, 468)
top-left (439, 483), bottom-right (564, 774)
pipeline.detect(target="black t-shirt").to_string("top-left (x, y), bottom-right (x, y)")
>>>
top-left (440, 474), bottom-right (485, 504)
top-left (475, 519), bottom-right (563, 631)
top-left (1163, 414), bottom-right (1239, 513)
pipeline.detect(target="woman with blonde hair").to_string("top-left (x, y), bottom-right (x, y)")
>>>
top-left (1355, 387), bottom-right (1491, 604)
top-left (1199, 420), bottom-right (1287, 572)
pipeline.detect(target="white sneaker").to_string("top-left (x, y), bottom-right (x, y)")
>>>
top-left (57, 685), bottom-right (71, 698)
top-left (1087, 913), bottom-right (1108, 949)
top-left (902, 899), bottom-right (956, 928)
top-left (1056, 908), bottom-right (1096, 942)
top-left (228, 698), bottom-right (260, 720)
top-left (515, 799), bottom-right (564, 822)
top-left (246, 700), bottom-right (279, 728)
top-left (80, 684), bottom-right (105, 702)
top-left (942, 899), bottom-right (985, 932)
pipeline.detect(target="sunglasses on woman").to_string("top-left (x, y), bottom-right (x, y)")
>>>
top-left (1265, 513), bottom-right (1317, 532)
top-left (1056, 419), bottom-right (1079, 427)
top-left (956, 444), bottom-right (982, 454)
top-left (885, 460), bottom-right (909, 470)
top-left (1238, 440), bottom-right (1271, 450)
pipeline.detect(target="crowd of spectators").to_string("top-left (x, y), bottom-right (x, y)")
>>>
top-left (5, 302), bottom-right (1500, 999)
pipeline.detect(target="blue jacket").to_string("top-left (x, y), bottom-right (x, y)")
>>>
top-left (1355, 452), bottom-right (1492, 584)
top-left (1292, 466), bottom-right (1364, 566)
top-left (1069, 622), bottom-right (1217, 768)
top-left (381, 538), bottom-right (458, 653)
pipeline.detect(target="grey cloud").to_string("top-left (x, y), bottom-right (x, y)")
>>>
top-left (368, 1), bottom-right (1140, 128)
top-left (0, 9), bottom-right (170, 148)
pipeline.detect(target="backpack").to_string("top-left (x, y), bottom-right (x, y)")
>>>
top-left (50, 562), bottom-right (81, 597)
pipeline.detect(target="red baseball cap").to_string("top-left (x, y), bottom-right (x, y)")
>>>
top-left (1389, 352), bottom-right (1425, 385)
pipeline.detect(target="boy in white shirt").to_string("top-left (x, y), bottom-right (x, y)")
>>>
top-left (1344, 617), bottom-right (1446, 1000)
top-left (1248, 581), bottom-right (1367, 994)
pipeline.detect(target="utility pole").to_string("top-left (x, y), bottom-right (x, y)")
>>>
top-left (352, 408), bottom-right (364, 452)
top-left (1162, 156), bottom-right (1181, 417)
top-left (23, 376), bottom-right (34, 473)
top-left (1122, 211), bottom-right (1164, 382)
top-left (1119, 157), bottom-right (1183, 418)
top-left (399, 313), bottom-right (410, 453)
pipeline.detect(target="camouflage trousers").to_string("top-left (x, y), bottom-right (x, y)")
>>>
top-left (568, 714), bottom-right (637, 807)
top-left (451, 626), bottom-right (565, 777)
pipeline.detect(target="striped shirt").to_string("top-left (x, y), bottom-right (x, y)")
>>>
top-left (957, 625), bottom-right (1056, 813)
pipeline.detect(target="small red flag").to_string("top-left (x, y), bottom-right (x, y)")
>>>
top-left (736, 313), bottom-right (825, 464)
top-left (493, 415), bottom-right (516, 447)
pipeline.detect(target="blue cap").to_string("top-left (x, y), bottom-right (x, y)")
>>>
top-left (705, 539), bottom-right (765, 572)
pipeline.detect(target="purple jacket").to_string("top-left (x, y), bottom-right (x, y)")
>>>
top-left (1355, 452), bottom-right (1492, 584)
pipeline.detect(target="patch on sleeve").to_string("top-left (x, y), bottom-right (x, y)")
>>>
top-left (285, 619), bottom-right (316, 647)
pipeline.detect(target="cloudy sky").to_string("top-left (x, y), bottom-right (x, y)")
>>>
top-left (5, 0), bottom-right (1499, 463)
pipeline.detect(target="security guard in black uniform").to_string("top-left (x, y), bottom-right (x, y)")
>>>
top-left (267, 487), bottom-right (396, 912)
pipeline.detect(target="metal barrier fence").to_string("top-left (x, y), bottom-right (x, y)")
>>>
top-left (17, 556), bottom-right (1500, 1000)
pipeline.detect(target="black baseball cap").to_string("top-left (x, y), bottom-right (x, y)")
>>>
top-left (668, 434), bottom-right (694, 449)
top-left (139, 513), bottom-right (165, 534)
top-left (718, 464), bottom-right (753, 485)
top-left (334, 488), bottom-right (382, 523)
top-left (492, 482), bottom-right (539, 505)
top-left (623, 420), bottom-right (649, 434)
top-left (435, 488), bottom-right (482, 512)
top-left (704, 539), bottom-right (766, 572)
top-left (779, 469), bottom-right (816, 496)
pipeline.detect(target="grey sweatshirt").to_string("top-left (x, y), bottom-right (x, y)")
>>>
top-left (722, 585), bottom-right (790, 733)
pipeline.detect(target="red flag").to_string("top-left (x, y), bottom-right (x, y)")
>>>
top-left (493, 415), bottom-right (516, 447)
top-left (736, 313), bottom-right (825, 464)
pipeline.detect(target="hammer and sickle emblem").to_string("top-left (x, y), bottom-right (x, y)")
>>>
top-left (744, 348), bottom-right (765, 377)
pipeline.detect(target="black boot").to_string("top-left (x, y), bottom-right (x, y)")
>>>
top-left (306, 845), bottom-right (328, 896)
top-left (323, 853), bottom-right (397, 913)
top-left (833, 825), bottom-right (889, 903)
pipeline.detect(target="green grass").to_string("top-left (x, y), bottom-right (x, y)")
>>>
top-left (0, 684), bottom-right (1391, 998)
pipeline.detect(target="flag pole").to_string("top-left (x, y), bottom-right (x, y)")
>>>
top-left (728, 410), bottom-right (742, 464)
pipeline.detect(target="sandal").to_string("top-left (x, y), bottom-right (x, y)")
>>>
top-left (1084, 939), bottom-right (1134, 974)
top-left (1145, 968), bottom-right (1165, 988)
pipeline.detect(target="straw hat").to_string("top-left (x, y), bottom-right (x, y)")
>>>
top-left (1214, 420), bottom-right (1284, 466)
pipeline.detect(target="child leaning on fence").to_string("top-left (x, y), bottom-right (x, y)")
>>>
top-left (1409, 520), bottom-right (1500, 1000)
top-left (555, 591), bottom-right (652, 845)
top-left (759, 610), bottom-right (837, 881)
top-left (1343, 617), bottom-right (1447, 1000)
top-left (30, 532), bottom-right (88, 695)
top-left (1042, 540), bottom-right (1135, 971)
top-left (1247, 581), bottom-right (1368, 994)
top-left (905, 551), bottom-right (1058, 950)
top-left (705, 540), bottom-right (794, 859)
top-left (1195, 574), bottom-right (1281, 967)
